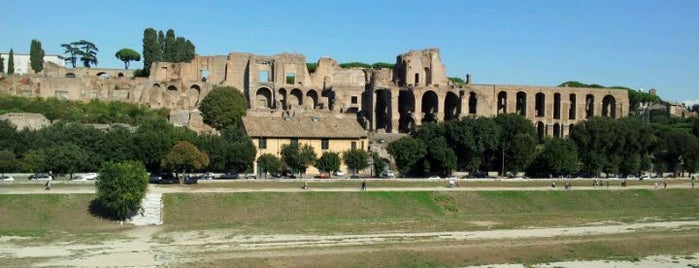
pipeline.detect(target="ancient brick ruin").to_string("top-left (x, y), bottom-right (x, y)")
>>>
top-left (0, 48), bottom-right (628, 137)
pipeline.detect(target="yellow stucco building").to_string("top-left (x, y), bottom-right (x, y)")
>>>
top-left (242, 114), bottom-right (369, 176)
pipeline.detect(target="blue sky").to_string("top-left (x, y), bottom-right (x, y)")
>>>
top-left (2, 0), bottom-right (697, 103)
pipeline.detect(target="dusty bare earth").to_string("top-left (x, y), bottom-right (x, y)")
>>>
top-left (1, 183), bottom-right (698, 267)
top-left (1, 220), bottom-right (698, 267)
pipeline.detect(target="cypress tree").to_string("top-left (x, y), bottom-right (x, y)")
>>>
top-left (7, 49), bottom-right (14, 75)
top-left (163, 29), bottom-right (176, 62)
top-left (174, 37), bottom-right (186, 62)
top-left (185, 40), bottom-right (196, 62)
top-left (142, 28), bottom-right (160, 75)
top-left (30, 39), bottom-right (45, 73)
top-left (0, 55), bottom-right (4, 73)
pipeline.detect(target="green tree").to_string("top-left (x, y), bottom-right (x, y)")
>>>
top-left (316, 151), bottom-right (341, 173)
top-left (29, 39), bottom-right (45, 73)
top-left (342, 148), bottom-right (369, 175)
top-left (444, 116), bottom-right (500, 173)
top-left (570, 116), bottom-right (619, 176)
top-left (142, 28), bottom-right (161, 75)
top-left (44, 143), bottom-right (88, 179)
top-left (199, 86), bottom-right (248, 130)
top-left (372, 153), bottom-right (386, 176)
top-left (163, 29), bottom-right (176, 62)
top-left (76, 40), bottom-right (99, 68)
top-left (195, 133), bottom-right (228, 171)
top-left (61, 42), bottom-right (80, 68)
top-left (387, 136), bottom-right (426, 177)
top-left (20, 149), bottom-right (46, 173)
top-left (0, 150), bottom-right (17, 175)
top-left (115, 48), bottom-right (141, 69)
top-left (495, 114), bottom-right (537, 175)
top-left (0, 120), bottom-right (18, 153)
top-left (527, 137), bottom-right (580, 177)
top-left (95, 161), bottom-right (148, 220)
top-left (7, 49), bottom-right (14, 74)
top-left (256, 153), bottom-right (281, 177)
top-left (371, 62), bottom-right (394, 69)
top-left (281, 143), bottom-right (317, 176)
top-left (424, 136), bottom-right (457, 176)
top-left (161, 141), bottom-right (210, 182)
top-left (220, 124), bottom-right (257, 172)
top-left (0, 55), bottom-right (4, 73)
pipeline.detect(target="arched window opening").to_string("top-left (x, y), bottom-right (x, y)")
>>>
top-left (516, 92), bottom-right (527, 116)
top-left (537, 122), bottom-right (545, 142)
top-left (585, 94), bottom-right (595, 118)
top-left (535, 93), bottom-right (545, 117)
top-left (553, 93), bottom-right (561, 119)
top-left (497, 91), bottom-right (507, 114)
top-left (602, 95), bottom-right (617, 118)
top-left (569, 94), bottom-right (577, 119)
top-left (468, 92), bottom-right (477, 114)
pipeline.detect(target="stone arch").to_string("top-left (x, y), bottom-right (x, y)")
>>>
top-left (497, 91), bottom-right (507, 114)
top-left (421, 90), bottom-right (439, 123)
top-left (167, 85), bottom-right (178, 92)
top-left (468, 92), bottom-right (477, 114)
top-left (444, 91), bottom-right (460, 121)
top-left (516, 91), bottom-right (527, 116)
top-left (537, 121), bottom-right (545, 142)
top-left (289, 88), bottom-right (303, 107)
top-left (256, 87), bottom-right (273, 109)
top-left (153, 83), bottom-right (161, 89)
top-left (96, 72), bottom-right (108, 78)
top-left (535, 92), bottom-right (545, 117)
top-left (306, 90), bottom-right (318, 109)
top-left (569, 94), bottom-right (577, 119)
top-left (553, 93), bottom-right (561, 119)
top-left (117, 72), bottom-right (124, 78)
top-left (278, 88), bottom-right (288, 109)
top-left (375, 89), bottom-right (392, 132)
top-left (398, 90), bottom-right (416, 133)
top-left (553, 123), bottom-right (561, 138)
top-left (585, 94), bottom-right (595, 118)
top-left (65, 73), bottom-right (76, 78)
top-left (188, 84), bottom-right (201, 107)
top-left (602, 95), bottom-right (616, 118)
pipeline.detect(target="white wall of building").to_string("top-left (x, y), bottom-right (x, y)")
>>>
top-left (0, 52), bottom-right (64, 75)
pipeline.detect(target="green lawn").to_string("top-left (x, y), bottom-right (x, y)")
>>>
top-left (163, 189), bottom-right (699, 233)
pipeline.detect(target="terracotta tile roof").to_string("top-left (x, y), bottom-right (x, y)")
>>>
top-left (242, 115), bottom-right (367, 139)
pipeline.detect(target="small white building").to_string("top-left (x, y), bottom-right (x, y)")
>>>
top-left (0, 52), bottom-right (64, 75)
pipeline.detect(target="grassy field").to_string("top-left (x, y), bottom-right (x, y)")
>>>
top-left (2, 188), bottom-right (698, 267)
top-left (0, 194), bottom-right (128, 237)
top-left (163, 189), bottom-right (699, 233)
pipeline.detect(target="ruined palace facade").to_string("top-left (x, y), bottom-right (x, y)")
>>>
top-left (0, 48), bottom-right (628, 137)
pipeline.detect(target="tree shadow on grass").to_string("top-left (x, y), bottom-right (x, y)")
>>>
top-left (88, 199), bottom-right (122, 221)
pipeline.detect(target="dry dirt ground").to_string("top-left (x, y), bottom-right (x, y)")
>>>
top-left (1, 183), bottom-right (698, 267)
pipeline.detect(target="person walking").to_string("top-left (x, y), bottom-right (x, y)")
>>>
top-left (44, 180), bottom-right (51, 190)
top-left (361, 180), bottom-right (367, 191)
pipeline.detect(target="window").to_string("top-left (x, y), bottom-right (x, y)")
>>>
top-left (259, 71), bottom-right (269, 82)
top-left (351, 141), bottom-right (357, 150)
top-left (258, 137), bottom-right (267, 149)
top-left (286, 73), bottom-right (295, 84)
top-left (321, 138), bottom-right (329, 150)
top-left (291, 138), bottom-right (298, 145)
top-left (351, 96), bottom-right (358, 104)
